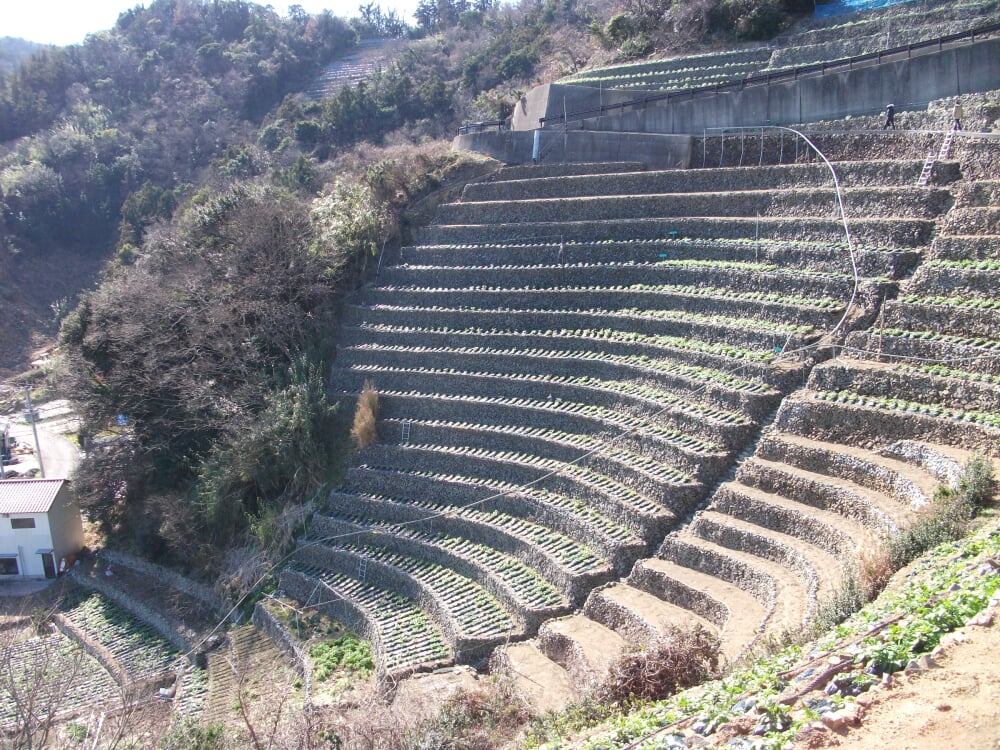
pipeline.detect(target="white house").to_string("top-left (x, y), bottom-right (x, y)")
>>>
top-left (0, 479), bottom-right (84, 579)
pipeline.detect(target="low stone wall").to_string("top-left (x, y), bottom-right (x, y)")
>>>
top-left (583, 585), bottom-right (659, 645)
top-left (511, 38), bottom-right (1000, 137)
top-left (251, 601), bottom-right (311, 699)
top-left (629, 559), bottom-right (730, 628)
top-left (880, 439), bottom-right (966, 486)
top-left (658, 536), bottom-right (777, 610)
top-left (51, 612), bottom-right (128, 687)
top-left (884, 300), bottom-right (1000, 341)
top-left (536, 618), bottom-right (604, 690)
top-left (774, 396), bottom-right (1000, 455)
top-left (309, 515), bottom-right (571, 634)
top-left (463, 159), bottom-right (943, 202)
top-left (98, 550), bottom-right (224, 616)
top-left (438, 187), bottom-right (948, 225)
top-left (756, 433), bottom-right (926, 513)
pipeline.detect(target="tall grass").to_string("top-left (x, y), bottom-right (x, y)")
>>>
top-left (351, 379), bottom-right (379, 448)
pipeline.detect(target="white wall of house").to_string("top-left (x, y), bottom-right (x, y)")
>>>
top-left (0, 511), bottom-right (54, 578)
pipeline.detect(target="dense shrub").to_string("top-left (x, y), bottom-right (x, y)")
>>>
top-left (600, 625), bottom-right (722, 704)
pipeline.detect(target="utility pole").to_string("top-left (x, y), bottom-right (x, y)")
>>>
top-left (24, 388), bottom-right (44, 479)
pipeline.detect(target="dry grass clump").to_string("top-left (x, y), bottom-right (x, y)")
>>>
top-left (351, 379), bottom-right (379, 449)
top-left (600, 625), bottom-right (722, 704)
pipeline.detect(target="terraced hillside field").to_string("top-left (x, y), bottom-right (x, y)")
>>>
top-left (557, 0), bottom-right (998, 100)
top-left (276, 122), bottom-right (993, 702)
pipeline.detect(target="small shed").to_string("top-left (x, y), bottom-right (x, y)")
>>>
top-left (0, 479), bottom-right (84, 579)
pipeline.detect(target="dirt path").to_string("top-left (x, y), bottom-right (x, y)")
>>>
top-left (792, 601), bottom-right (1000, 750)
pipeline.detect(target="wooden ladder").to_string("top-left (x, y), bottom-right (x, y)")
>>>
top-left (917, 126), bottom-right (957, 186)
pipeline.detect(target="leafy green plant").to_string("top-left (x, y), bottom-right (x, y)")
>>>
top-left (309, 635), bottom-right (374, 681)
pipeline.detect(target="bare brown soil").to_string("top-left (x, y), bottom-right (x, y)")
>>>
top-left (792, 605), bottom-right (1000, 750)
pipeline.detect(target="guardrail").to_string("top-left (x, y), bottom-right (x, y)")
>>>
top-left (457, 119), bottom-right (507, 135)
top-left (535, 21), bottom-right (1000, 128)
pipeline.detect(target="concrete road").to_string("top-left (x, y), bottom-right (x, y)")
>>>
top-left (3, 400), bottom-right (81, 480)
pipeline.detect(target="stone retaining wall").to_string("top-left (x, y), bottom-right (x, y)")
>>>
top-left (252, 601), bottom-right (311, 699)
top-left (98, 549), bottom-right (224, 615)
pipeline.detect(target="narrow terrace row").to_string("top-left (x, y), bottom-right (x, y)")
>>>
top-left (280, 563), bottom-right (451, 677)
top-left (462, 160), bottom-right (941, 202)
top-left (402, 238), bottom-right (918, 278)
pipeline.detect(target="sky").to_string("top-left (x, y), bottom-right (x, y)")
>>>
top-left (2, 0), bottom-right (421, 46)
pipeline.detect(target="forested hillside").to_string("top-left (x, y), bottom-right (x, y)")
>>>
top-left (1, 0), bottom-right (810, 576)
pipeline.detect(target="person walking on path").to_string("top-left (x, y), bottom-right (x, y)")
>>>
top-left (883, 103), bottom-right (896, 130)
top-left (953, 102), bottom-right (964, 130)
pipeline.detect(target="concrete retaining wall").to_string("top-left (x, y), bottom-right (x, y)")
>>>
top-left (453, 128), bottom-right (693, 169)
top-left (503, 38), bottom-right (1000, 137)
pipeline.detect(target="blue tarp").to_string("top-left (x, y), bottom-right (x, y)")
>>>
top-left (815, 0), bottom-right (916, 18)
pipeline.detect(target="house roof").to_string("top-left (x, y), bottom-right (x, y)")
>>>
top-left (0, 479), bottom-right (68, 515)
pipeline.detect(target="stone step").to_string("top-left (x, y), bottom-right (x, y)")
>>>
top-left (629, 557), bottom-right (767, 662)
top-left (280, 564), bottom-right (451, 677)
top-left (341, 305), bottom-right (819, 362)
top-left (356, 375), bottom-right (756, 452)
top-left (712, 480), bottom-right (866, 561)
top-left (417, 215), bottom-right (935, 249)
top-left (941, 206), bottom-right (1000, 235)
top-left (379, 416), bottom-right (727, 485)
top-left (537, 614), bottom-right (626, 689)
top-left (495, 641), bottom-right (577, 712)
top-left (905, 259), bottom-right (1000, 298)
top-left (931, 234), bottom-right (1000, 261)
top-left (461, 160), bottom-right (932, 202)
top-left (735, 456), bottom-right (909, 535)
top-left (583, 581), bottom-right (717, 647)
top-left (435, 187), bottom-right (947, 226)
top-left (310, 511), bottom-right (570, 632)
top-left (372, 261), bottom-right (857, 301)
top-left (692, 508), bottom-right (842, 616)
top-left (292, 541), bottom-right (517, 665)
top-left (324, 490), bottom-right (618, 602)
top-left (398, 237), bottom-right (918, 277)
top-left (658, 533), bottom-right (806, 636)
top-left (883, 298), bottom-right (1000, 341)
top-left (357, 441), bottom-right (689, 544)
top-left (338, 343), bottom-right (780, 420)
top-left (755, 431), bottom-right (931, 516)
